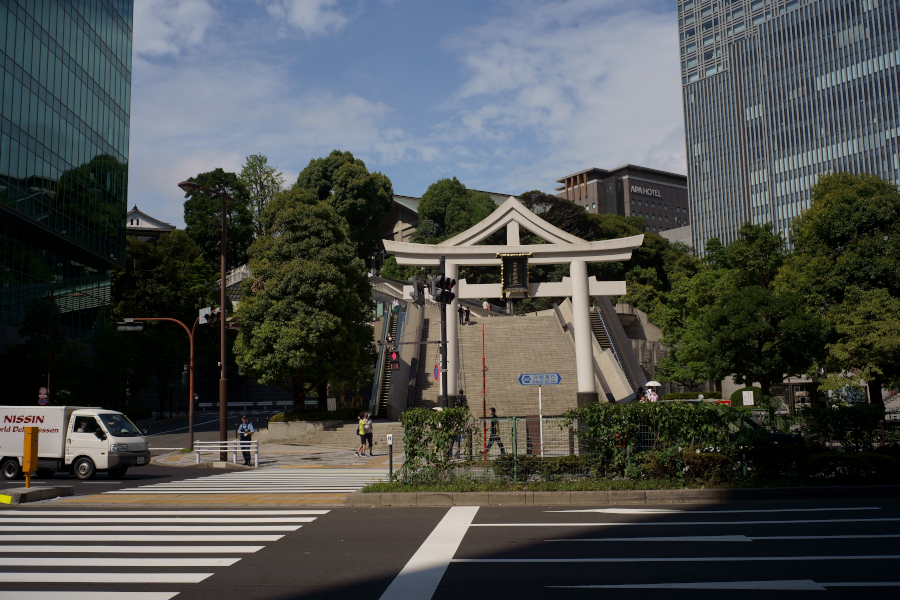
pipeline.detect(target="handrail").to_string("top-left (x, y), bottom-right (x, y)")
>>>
top-left (552, 303), bottom-right (614, 402)
top-left (593, 305), bottom-right (637, 393)
top-left (193, 440), bottom-right (259, 467)
top-left (369, 312), bottom-right (392, 416)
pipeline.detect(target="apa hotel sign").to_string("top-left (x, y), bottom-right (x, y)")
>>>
top-left (631, 185), bottom-right (662, 197)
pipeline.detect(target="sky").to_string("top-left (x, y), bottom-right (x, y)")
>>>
top-left (128, 0), bottom-right (686, 228)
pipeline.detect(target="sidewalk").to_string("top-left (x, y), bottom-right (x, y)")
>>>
top-left (154, 442), bottom-right (404, 470)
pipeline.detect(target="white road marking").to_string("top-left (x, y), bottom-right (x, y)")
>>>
top-left (0, 545), bottom-right (264, 553)
top-left (0, 573), bottom-right (213, 583)
top-left (452, 555), bottom-right (900, 563)
top-left (551, 581), bottom-right (900, 590)
top-left (0, 535), bottom-right (285, 542)
top-left (549, 533), bottom-right (900, 543)
top-left (0, 557), bottom-right (240, 567)
top-left (471, 517), bottom-right (900, 527)
top-left (548, 535), bottom-right (752, 542)
top-left (380, 506), bottom-right (480, 600)
top-left (0, 525), bottom-right (301, 532)
top-left (551, 580), bottom-right (827, 590)
top-left (549, 507), bottom-right (880, 515)
top-left (0, 594), bottom-right (180, 600)
top-left (0, 517), bottom-right (315, 523)
top-left (0, 510), bottom-right (328, 516)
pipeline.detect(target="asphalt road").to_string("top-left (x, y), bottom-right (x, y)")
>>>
top-left (144, 409), bottom-right (282, 454)
top-left (23, 464), bottom-right (216, 496)
top-left (1, 499), bottom-right (899, 599)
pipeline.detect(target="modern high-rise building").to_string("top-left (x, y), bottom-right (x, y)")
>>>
top-left (555, 165), bottom-right (690, 234)
top-left (678, 0), bottom-right (900, 251)
top-left (0, 0), bottom-right (133, 343)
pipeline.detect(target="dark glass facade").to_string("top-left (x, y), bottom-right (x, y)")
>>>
top-left (678, 0), bottom-right (900, 251)
top-left (0, 0), bottom-right (132, 340)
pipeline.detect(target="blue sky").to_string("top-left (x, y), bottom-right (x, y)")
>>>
top-left (128, 0), bottom-right (685, 228)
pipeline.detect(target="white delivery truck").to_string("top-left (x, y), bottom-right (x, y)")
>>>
top-left (0, 406), bottom-right (151, 481)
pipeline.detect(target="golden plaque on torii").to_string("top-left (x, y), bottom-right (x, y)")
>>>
top-left (497, 252), bottom-right (532, 297)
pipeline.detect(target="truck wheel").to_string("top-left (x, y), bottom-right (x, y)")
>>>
top-left (107, 466), bottom-right (128, 479)
top-left (36, 468), bottom-right (56, 479)
top-left (1, 459), bottom-right (23, 481)
top-left (73, 457), bottom-right (96, 480)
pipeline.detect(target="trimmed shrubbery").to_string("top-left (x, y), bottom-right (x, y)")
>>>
top-left (660, 391), bottom-right (722, 400)
top-left (269, 408), bottom-right (359, 423)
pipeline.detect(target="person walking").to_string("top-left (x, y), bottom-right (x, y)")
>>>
top-left (486, 407), bottom-right (506, 455)
top-left (464, 306), bottom-right (471, 325)
top-left (355, 411), bottom-right (368, 457)
top-left (237, 415), bottom-right (255, 466)
top-left (458, 305), bottom-right (464, 324)
top-left (363, 412), bottom-right (374, 456)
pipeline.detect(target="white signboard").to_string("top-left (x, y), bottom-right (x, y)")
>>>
top-left (742, 390), bottom-right (755, 406)
top-left (327, 397), bottom-right (337, 412)
top-left (387, 434), bottom-right (393, 445)
top-left (199, 307), bottom-right (211, 324)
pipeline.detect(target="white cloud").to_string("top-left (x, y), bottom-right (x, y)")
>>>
top-left (260, 0), bottom-right (352, 37)
top-left (132, 0), bottom-right (217, 56)
top-left (440, 0), bottom-right (686, 193)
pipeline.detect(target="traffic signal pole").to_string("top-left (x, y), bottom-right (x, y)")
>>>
top-left (439, 255), bottom-right (449, 408)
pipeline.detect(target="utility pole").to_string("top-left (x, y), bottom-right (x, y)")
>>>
top-left (439, 255), bottom-right (448, 408)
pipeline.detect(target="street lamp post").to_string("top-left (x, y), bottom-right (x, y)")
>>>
top-left (121, 317), bottom-right (201, 447)
top-left (178, 181), bottom-right (232, 460)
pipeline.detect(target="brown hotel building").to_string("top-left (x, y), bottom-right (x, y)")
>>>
top-left (555, 165), bottom-right (690, 234)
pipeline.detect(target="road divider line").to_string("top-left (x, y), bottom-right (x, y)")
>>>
top-left (471, 517), bottom-right (900, 527)
top-left (381, 506), bottom-right (480, 600)
top-left (550, 580), bottom-right (826, 590)
top-left (548, 535), bottom-right (752, 542)
top-left (548, 507), bottom-right (880, 515)
top-left (452, 555), bottom-right (900, 563)
top-left (0, 517), bottom-right (316, 524)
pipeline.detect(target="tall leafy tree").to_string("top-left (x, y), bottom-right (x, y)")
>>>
top-left (111, 232), bottom-right (218, 412)
top-left (295, 150), bottom-right (393, 262)
top-left (234, 188), bottom-right (375, 411)
top-left (182, 168), bottom-right (254, 269)
top-left (413, 177), bottom-right (496, 243)
top-left (780, 172), bottom-right (900, 404)
top-left (240, 154), bottom-right (285, 238)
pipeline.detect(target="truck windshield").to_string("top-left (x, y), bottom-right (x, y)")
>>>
top-left (100, 414), bottom-right (142, 437)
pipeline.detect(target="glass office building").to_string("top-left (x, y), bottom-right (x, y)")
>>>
top-left (0, 0), bottom-right (132, 342)
top-left (678, 0), bottom-right (900, 251)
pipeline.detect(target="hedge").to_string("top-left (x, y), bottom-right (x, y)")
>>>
top-left (269, 408), bottom-right (359, 422)
top-left (730, 386), bottom-right (763, 405)
top-left (661, 391), bottom-right (722, 400)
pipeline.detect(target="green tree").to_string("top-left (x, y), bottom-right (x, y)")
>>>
top-left (234, 188), bottom-right (376, 411)
top-left (412, 177), bottom-right (496, 243)
top-left (240, 154), bottom-right (285, 238)
top-left (780, 172), bottom-right (900, 405)
top-left (111, 232), bottom-right (218, 413)
top-left (295, 150), bottom-right (394, 262)
top-left (182, 168), bottom-right (254, 269)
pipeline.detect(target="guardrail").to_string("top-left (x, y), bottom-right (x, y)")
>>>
top-left (193, 440), bottom-right (259, 467)
top-left (198, 401), bottom-right (292, 409)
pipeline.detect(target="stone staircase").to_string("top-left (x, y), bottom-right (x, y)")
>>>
top-left (457, 315), bottom-right (580, 417)
top-left (277, 421), bottom-right (406, 451)
top-left (414, 307), bottom-right (443, 409)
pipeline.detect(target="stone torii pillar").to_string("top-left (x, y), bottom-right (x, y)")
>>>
top-left (443, 261), bottom-right (459, 405)
top-left (569, 260), bottom-right (597, 406)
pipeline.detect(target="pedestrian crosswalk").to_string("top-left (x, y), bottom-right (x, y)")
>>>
top-left (0, 509), bottom-right (326, 599)
top-left (104, 468), bottom-right (385, 495)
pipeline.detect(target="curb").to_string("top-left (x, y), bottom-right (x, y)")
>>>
top-left (0, 486), bottom-right (75, 505)
top-left (346, 485), bottom-right (900, 507)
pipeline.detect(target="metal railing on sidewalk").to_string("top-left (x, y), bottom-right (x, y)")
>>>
top-left (193, 440), bottom-right (259, 467)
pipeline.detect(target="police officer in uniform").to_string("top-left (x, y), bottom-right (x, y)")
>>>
top-left (237, 415), bottom-right (256, 466)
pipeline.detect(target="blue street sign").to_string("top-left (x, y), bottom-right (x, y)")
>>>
top-left (518, 373), bottom-right (561, 385)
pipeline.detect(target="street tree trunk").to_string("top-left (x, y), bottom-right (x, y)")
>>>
top-left (317, 381), bottom-right (328, 411)
top-left (292, 371), bottom-right (306, 413)
top-left (868, 378), bottom-right (884, 408)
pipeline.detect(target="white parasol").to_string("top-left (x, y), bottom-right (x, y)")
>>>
top-left (645, 381), bottom-right (662, 387)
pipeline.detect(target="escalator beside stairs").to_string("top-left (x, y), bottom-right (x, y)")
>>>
top-left (376, 313), bottom-right (399, 417)
top-left (590, 306), bottom-right (638, 393)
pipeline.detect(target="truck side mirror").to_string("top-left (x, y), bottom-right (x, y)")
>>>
top-left (95, 431), bottom-right (107, 441)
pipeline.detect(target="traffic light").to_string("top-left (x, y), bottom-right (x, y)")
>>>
top-left (390, 349), bottom-right (400, 370)
top-left (408, 276), bottom-right (425, 306)
top-left (181, 364), bottom-right (189, 388)
top-left (433, 276), bottom-right (456, 304)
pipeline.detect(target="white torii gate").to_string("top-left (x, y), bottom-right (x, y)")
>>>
top-left (383, 196), bottom-right (643, 406)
